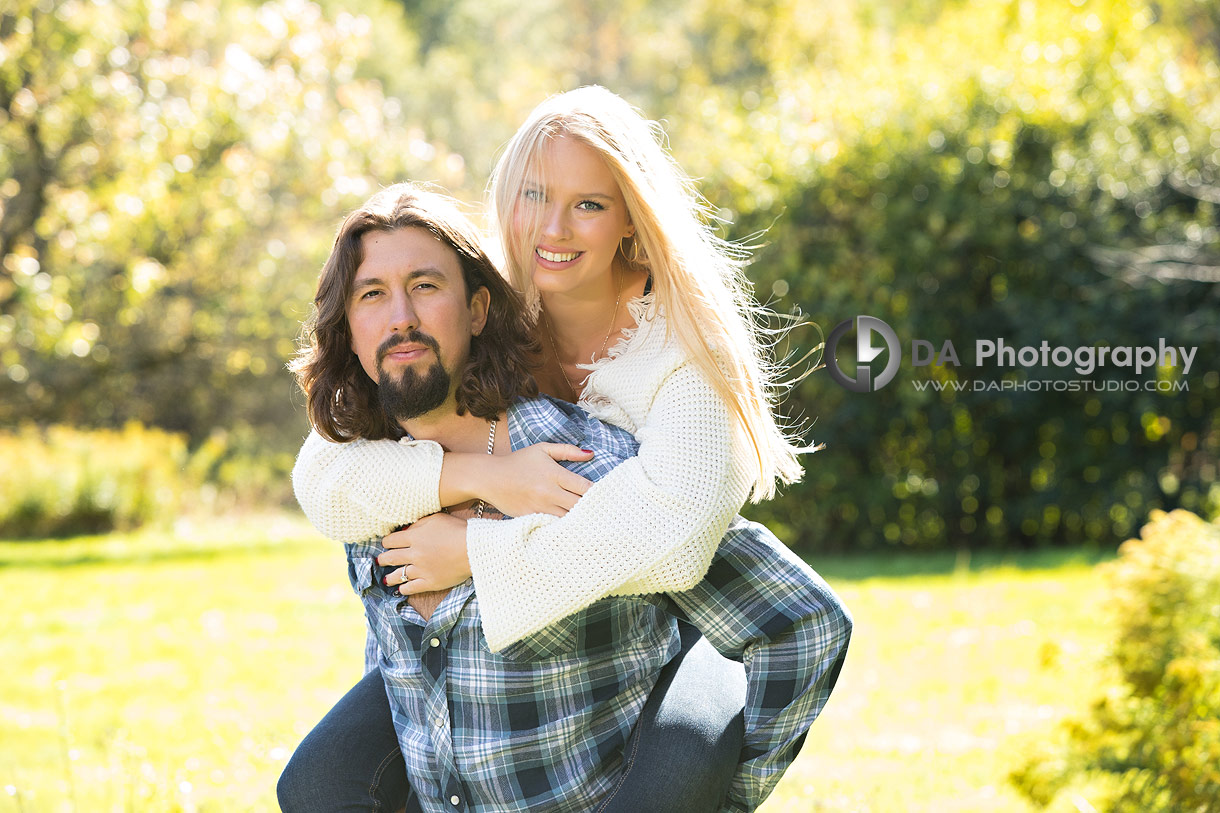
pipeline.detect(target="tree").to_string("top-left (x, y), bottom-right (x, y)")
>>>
top-left (0, 0), bottom-right (461, 445)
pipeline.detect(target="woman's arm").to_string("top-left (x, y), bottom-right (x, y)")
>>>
top-left (292, 430), bottom-right (595, 544)
top-left (466, 360), bottom-right (754, 652)
top-left (292, 430), bottom-right (446, 544)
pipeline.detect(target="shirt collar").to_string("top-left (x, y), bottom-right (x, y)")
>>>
top-left (397, 396), bottom-right (587, 451)
top-left (506, 395), bottom-right (591, 450)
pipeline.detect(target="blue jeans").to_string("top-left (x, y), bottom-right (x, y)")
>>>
top-left (278, 623), bottom-right (745, 812)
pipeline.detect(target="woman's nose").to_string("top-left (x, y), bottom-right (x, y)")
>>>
top-left (540, 202), bottom-right (569, 240)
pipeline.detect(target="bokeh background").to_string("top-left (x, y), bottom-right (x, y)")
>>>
top-left (2, 0), bottom-right (1218, 810)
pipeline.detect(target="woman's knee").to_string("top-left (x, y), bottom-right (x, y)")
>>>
top-left (276, 746), bottom-right (316, 813)
top-left (613, 631), bottom-right (745, 809)
top-left (276, 669), bottom-right (408, 812)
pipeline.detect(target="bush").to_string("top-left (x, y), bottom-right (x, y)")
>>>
top-left (724, 0), bottom-right (1220, 553)
top-left (1011, 509), bottom-right (1220, 811)
top-left (0, 423), bottom-right (191, 538)
top-left (184, 424), bottom-right (298, 511)
top-left (0, 422), bottom-right (302, 539)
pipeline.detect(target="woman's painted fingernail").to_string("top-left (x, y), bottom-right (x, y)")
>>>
top-left (581, 449), bottom-right (594, 453)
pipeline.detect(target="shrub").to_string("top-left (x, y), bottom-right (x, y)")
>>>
top-left (0, 423), bottom-right (190, 538)
top-left (184, 424), bottom-right (298, 511)
top-left (708, 0), bottom-right (1220, 553)
top-left (1011, 509), bottom-right (1220, 811)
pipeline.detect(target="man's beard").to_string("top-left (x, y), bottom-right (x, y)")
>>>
top-left (376, 332), bottom-right (451, 422)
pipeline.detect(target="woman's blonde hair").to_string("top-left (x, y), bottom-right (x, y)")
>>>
top-left (489, 86), bottom-right (806, 501)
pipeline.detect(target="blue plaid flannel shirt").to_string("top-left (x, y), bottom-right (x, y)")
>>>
top-left (347, 396), bottom-right (851, 813)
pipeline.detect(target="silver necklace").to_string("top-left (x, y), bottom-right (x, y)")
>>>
top-left (473, 419), bottom-right (496, 520)
top-left (542, 269), bottom-right (623, 398)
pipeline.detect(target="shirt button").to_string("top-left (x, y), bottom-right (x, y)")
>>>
top-left (430, 637), bottom-right (441, 648)
top-left (450, 795), bottom-right (460, 805)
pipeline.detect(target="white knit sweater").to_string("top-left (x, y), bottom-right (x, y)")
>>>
top-left (292, 295), bottom-right (755, 651)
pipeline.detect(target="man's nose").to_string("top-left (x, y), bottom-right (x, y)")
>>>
top-left (388, 292), bottom-right (418, 333)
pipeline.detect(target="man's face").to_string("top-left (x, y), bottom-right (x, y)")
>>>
top-left (347, 227), bottom-right (489, 423)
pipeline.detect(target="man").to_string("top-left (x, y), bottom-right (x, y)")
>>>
top-left (285, 183), bottom-right (851, 812)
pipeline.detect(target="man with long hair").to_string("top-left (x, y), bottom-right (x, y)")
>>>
top-left (281, 183), bottom-right (850, 813)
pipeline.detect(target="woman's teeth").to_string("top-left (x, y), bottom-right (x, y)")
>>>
top-left (537, 248), bottom-right (580, 262)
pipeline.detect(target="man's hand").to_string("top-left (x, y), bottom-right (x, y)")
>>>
top-left (378, 512), bottom-right (473, 606)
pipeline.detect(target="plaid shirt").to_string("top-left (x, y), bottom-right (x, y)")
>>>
top-left (348, 396), bottom-right (851, 813)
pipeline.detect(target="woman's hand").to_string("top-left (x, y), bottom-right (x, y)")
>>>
top-left (442, 443), bottom-right (594, 518)
top-left (379, 513), bottom-right (472, 596)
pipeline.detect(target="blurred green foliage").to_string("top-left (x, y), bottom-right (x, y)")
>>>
top-left (1010, 509), bottom-right (1220, 810)
top-left (0, 0), bottom-right (461, 445)
top-left (1, 0), bottom-right (1217, 547)
top-left (729, 0), bottom-right (1220, 551)
top-left (0, 422), bottom-right (297, 536)
top-left (0, 422), bottom-right (187, 536)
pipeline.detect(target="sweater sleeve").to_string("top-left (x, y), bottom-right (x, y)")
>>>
top-left (291, 429), bottom-right (445, 545)
top-left (466, 360), bottom-right (754, 652)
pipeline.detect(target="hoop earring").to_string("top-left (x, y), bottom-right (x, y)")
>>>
top-left (621, 235), bottom-right (642, 265)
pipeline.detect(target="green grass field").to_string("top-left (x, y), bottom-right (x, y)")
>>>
top-left (1, 517), bottom-right (1116, 812)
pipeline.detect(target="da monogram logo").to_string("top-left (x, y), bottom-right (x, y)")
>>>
top-left (827, 315), bottom-right (901, 393)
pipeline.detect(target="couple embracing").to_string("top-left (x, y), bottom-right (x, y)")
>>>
top-left (280, 86), bottom-right (851, 813)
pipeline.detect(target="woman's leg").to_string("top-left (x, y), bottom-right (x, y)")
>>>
top-left (277, 667), bottom-right (413, 813)
top-left (598, 621), bottom-right (747, 813)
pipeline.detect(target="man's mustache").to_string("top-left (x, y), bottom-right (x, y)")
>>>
top-left (377, 331), bottom-right (440, 364)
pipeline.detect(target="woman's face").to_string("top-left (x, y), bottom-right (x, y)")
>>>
top-left (512, 135), bottom-right (635, 301)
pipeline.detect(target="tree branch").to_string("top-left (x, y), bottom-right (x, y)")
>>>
top-left (1088, 244), bottom-right (1220, 284)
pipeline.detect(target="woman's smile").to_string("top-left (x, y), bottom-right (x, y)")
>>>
top-left (535, 246), bottom-right (585, 268)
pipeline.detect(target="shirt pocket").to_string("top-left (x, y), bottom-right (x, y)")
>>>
top-left (348, 555), bottom-right (412, 658)
top-left (347, 554), bottom-right (379, 595)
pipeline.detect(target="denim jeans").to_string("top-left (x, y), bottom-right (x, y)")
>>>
top-left (278, 622), bottom-right (745, 812)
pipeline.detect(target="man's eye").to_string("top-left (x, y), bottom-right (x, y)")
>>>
top-left (413, 282), bottom-right (437, 291)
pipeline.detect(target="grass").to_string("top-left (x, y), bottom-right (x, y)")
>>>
top-left (764, 551), bottom-right (1115, 813)
top-left (1, 517), bottom-right (1116, 812)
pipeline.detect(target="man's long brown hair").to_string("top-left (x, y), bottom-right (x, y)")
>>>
top-left (292, 183), bottom-right (539, 442)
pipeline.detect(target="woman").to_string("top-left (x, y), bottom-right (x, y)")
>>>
top-left (281, 86), bottom-right (810, 811)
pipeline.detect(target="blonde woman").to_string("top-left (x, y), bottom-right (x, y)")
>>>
top-left (292, 86), bottom-right (805, 649)
top-left (282, 88), bottom-right (830, 812)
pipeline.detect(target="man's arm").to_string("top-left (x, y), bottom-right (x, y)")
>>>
top-left (664, 519), bottom-right (852, 813)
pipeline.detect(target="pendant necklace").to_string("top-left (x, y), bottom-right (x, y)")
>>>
top-left (541, 269), bottom-right (623, 399)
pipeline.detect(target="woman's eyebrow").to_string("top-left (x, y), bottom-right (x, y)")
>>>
top-left (524, 181), bottom-right (615, 200)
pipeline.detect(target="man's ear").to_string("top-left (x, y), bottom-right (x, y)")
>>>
top-left (470, 286), bottom-right (491, 336)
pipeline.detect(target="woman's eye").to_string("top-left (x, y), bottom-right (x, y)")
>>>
top-left (522, 188), bottom-right (544, 202)
top-left (360, 289), bottom-right (382, 300)
top-left (577, 200), bottom-right (606, 211)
